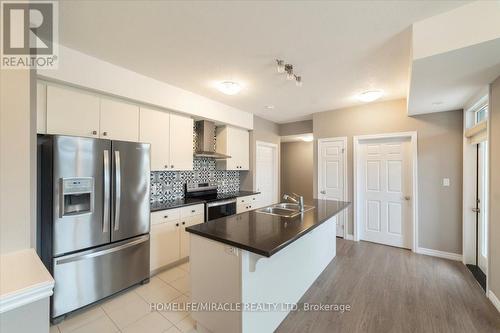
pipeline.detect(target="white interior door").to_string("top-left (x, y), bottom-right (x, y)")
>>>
top-left (318, 139), bottom-right (346, 237)
top-left (359, 137), bottom-right (412, 248)
top-left (256, 142), bottom-right (278, 207)
top-left (477, 142), bottom-right (488, 273)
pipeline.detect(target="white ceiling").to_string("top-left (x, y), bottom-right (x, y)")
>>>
top-left (58, 1), bottom-right (469, 123)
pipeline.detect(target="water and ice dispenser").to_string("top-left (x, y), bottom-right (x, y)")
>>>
top-left (60, 177), bottom-right (94, 217)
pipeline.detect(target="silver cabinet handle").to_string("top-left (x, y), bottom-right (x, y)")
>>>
top-left (472, 208), bottom-right (480, 213)
top-left (103, 131), bottom-right (108, 136)
top-left (103, 150), bottom-right (110, 233)
top-left (114, 150), bottom-right (121, 231)
top-left (92, 130), bottom-right (97, 135)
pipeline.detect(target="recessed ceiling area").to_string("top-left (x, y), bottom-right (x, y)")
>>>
top-left (58, 1), bottom-right (469, 123)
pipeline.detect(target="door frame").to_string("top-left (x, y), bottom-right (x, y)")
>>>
top-left (353, 131), bottom-right (418, 252)
top-left (317, 137), bottom-right (348, 239)
top-left (255, 140), bottom-right (279, 205)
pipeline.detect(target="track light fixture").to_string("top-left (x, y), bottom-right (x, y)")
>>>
top-left (275, 59), bottom-right (303, 87)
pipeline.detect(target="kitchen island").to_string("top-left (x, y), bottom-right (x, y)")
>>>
top-left (186, 199), bottom-right (350, 333)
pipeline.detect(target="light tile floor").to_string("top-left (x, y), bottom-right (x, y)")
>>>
top-left (51, 262), bottom-right (196, 333)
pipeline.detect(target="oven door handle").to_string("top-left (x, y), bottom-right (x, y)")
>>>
top-left (206, 199), bottom-right (237, 208)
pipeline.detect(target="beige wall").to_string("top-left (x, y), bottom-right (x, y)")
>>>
top-left (313, 99), bottom-right (463, 254)
top-left (0, 69), bottom-right (36, 254)
top-left (279, 120), bottom-right (313, 136)
top-left (240, 115), bottom-right (281, 191)
top-left (489, 76), bottom-right (500, 298)
top-left (280, 141), bottom-right (314, 203)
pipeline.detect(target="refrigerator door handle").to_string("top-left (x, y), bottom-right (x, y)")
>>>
top-left (114, 150), bottom-right (121, 231)
top-left (103, 150), bottom-right (110, 233)
top-left (54, 235), bottom-right (149, 265)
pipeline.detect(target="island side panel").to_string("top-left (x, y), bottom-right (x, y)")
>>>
top-left (241, 216), bottom-right (337, 333)
top-left (190, 234), bottom-right (243, 333)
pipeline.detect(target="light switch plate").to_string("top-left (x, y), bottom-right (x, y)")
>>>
top-left (442, 178), bottom-right (450, 187)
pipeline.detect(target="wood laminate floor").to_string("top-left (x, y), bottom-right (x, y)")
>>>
top-left (276, 239), bottom-right (500, 333)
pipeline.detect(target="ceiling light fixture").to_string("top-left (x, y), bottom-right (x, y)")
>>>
top-left (216, 81), bottom-right (242, 95)
top-left (265, 105), bottom-right (275, 110)
top-left (295, 75), bottom-right (302, 87)
top-left (285, 64), bottom-right (294, 80)
top-left (276, 59), bottom-right (303, 87)
top-left (301, 135), bottom-right (313, 142)
top-left (356, 90), bottom-right (383, 103)
top-left (276, 59), bottom-right (285, 73)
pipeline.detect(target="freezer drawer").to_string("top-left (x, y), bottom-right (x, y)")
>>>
top-left (51, 235), bottom-right (150, 318)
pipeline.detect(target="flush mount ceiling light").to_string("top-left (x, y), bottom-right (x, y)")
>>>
top-left (276, 59), bottom-right (303, 87)
top-left (301, 135), bottom-right (313, 142)
top-left (356, 90), bottom-right (383, 103)
top-left (216, 81), bottom-right (242, 95)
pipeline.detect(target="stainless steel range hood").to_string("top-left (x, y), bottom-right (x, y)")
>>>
top-left (194, 120), bottom-right (231, 159)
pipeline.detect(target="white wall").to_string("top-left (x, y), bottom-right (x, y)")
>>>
top-left (0, 69), bottom-right (36, 254)
top-left (38, 45), bottom-right (254, 130)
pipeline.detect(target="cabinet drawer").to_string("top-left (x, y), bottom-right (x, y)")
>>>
top-left (180, 204), bottom-right (204, 218)
top-left (151, 209), bottom-right (180, 225)
top-left (237, 195), bottom-right (258, 206)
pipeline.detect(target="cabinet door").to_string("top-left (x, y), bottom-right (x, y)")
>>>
top-left (100, 98), bottom-right (139, 141)
top-left (180, 215), bottom-right (203, 258)
top-left (169, 113), bottom-right (193, 170)
top-left (228, 127), bottom-right (249, 170)
top-left (139, 107), bottom-right (170, 171)
top-left (47, 85), bottom-right (100, 138)
top-left (150, 221), bottom-right (180, 271)
top-left (36, 83), bottom-right (47, 134)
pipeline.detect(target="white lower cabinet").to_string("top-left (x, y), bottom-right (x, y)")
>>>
top-left (236, 194), bottom-right (260, 214)
top-left (180, 216), bottom-right (203, 258)
top-left (150, 204), bottom-right (204, 272)
top-left (150, 221), bottom-right (180, 271)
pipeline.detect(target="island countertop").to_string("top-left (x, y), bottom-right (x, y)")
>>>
top-left (186, 199), bottom-right (350, 257)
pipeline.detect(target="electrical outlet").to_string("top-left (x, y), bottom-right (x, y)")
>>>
top-left (442, 178), bottom-right (450, 187)
top-left (225, 246), bottom-right (239, 256)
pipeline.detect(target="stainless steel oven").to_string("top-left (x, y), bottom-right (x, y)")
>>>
top-left (205, 199), bottom-right (237, 222)
top-left (185, 182), bottom-right (238, 222)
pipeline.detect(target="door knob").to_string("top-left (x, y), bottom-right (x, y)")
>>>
top-left (403, 196), bottom-right (411, 201)
top-left (320, 190), bottom-right (326, 194)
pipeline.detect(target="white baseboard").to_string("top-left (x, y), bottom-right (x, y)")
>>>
top-left (488, 290), bottom-right (500, 313)
top-left (416, 247), bottom-right (462, 261)
top-left (345, 234), bottom-right (354, 241)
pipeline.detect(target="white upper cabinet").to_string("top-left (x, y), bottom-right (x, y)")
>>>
top-left (169, 113), bottom-right (194, 171)
top-left (100, 98), bottom-right (139, 141)
top-left (47, 85), bottom-right (100, 138)
top-left (139, 108), bottom-right (193, 171)
top-left (139, 107), bottom-right (170, 171)
top-left (216, 126), bottom-right (250, 170)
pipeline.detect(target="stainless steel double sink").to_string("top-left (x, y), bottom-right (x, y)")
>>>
top-left (256, 202), bottom-right (314, 218)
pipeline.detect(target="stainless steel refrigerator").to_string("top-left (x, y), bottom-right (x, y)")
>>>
top-left (37, 135), bottom-right (151, 322)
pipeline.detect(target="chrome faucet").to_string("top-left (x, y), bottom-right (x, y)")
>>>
top-left (283, 193), bottom-right (304, 211)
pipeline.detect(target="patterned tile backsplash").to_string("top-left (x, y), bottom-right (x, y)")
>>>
top-left (150, 158), bottom-right (240, 203)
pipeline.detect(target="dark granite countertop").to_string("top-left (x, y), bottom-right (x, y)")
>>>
top-left (150, 191), bottom-right (261, 212)
top-left (186, 199), bottom-right (350, 257)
